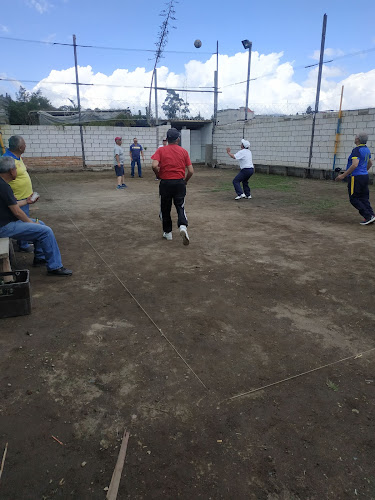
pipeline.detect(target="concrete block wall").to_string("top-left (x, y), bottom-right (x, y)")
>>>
top-left (0, 124), bottom-right (170, 169)
top-left (214, 108), bottom-right (375, 172)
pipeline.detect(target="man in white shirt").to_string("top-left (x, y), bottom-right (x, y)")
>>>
top-left (114, 137), bottom-right (126, 190)
top-left (226, 139), bottom-right (254, 200)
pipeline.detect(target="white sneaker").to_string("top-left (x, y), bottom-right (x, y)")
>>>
top-left (163, 232), bottom-right (172, 240)
top-left (234, 194), bottom-right (246, 200)
top-left (246, 195), bottom-right (252, 199)
top-left (359, 215), bottom-right (375, 225)
top-left (179, 225), bottom-right (189, 245)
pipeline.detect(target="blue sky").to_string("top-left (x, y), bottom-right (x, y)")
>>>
top-left (1, 0), bottom-right (375, 116)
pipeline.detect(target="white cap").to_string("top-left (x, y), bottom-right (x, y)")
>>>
top-left (241, 139), bottom-right (250, 149)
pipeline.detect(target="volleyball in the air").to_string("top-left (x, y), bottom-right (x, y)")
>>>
top-left (194, 39), bottom-right (202, 48)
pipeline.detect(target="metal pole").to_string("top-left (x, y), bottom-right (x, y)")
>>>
top-left (213, 71), bottom-right (218, 125)
top-left (73, 34), bottom-right (86, 169)
top-left (154, 68), bottom-right (159, 149)
top-left (213, 40), bottom-right (219, 128)
top-left (307, 14), bottom-right (327, 173)
top-left (244, 42), bottom-right (252, 121)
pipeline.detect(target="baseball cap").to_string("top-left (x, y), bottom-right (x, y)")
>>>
top-left (241, 139), bottom-right (250, 148)
top-left (167, 128), bottom-right (181, 141)
top-left (162, 137), bottom-right (167, 141)
top-left (115, 137), bottom-right (122, 142)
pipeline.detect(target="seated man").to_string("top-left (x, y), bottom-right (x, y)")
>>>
top-left (0, 156), bottom-right (72, 276)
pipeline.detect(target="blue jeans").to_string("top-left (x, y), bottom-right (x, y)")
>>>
top-left (233, 168), bottom-right (254, 196)
top-left (131, 158), bottom-right (142, 177)
top-left (18, 202), bottom-right (30, 250)
top-left (0, 219), bottom-right (63, 271)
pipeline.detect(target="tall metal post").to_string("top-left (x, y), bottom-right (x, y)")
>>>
top-left (307, 14), bottom-right (327, 173)
top-left (244, 42), bottom-right (252, 121)
top-left (154, 68), bottom-right (159, 149)
top-left (213, 71), bottom-right (218, 125)
top-left (213, 41), bottom-right (219, 127)
top-left (72, 34), bottom-right (86, 169)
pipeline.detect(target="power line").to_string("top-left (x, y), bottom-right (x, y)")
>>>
top-left (0, 77), bottom-right (215, 91)
top-left (0, 35), bottom-right (214, 55)
top-left (221, 47), bottom-right (375, 89)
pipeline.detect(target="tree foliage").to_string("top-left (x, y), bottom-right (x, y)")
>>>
top-left (6, 86), bottom-right (55, 124)
top-left (161, 90), bottom-right (190, 119)
top-left (305, 105), bottom-right (313, 114)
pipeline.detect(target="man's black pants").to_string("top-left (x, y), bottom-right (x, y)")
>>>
top-left (347, 174), bottom-right (374, 220)
top-left (159, 179), bottom-right (188, 233)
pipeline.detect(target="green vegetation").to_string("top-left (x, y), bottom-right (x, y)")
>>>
top-left (1, 86), bottom-right (148, 125)
top-left (326, 379), bottom-right (339, 391)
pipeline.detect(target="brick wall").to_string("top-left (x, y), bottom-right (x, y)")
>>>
top-left (2, 109), bottom-right (375, 173)
top-left (0, 124), bottom-right (170, 170)
top-left (213, 108), bottom-right (375, 172)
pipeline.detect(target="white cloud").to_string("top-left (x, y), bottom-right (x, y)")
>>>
top-left (32, 50), bottom-right (375, 117)
top-left (311, 47), bottom-right (345, 61)
top-left (26, 0), bottom-right (51, 14)
top-left (0, 25), bottom-right (9, 33)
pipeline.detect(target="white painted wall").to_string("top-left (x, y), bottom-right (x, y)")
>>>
top-left (2, 108), bottom-right (375, 172)
top-left (180, 129), bottom-right (191, 156)
top-left (0, 124), bottom-right (170, 166)
top-left (213, 108), bottom-right (375, 171)
top-left (190, 129), bottom-right (202, 162)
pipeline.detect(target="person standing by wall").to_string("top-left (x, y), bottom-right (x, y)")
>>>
top-left (114, 137), bottom-right (126, 189)
top-left (151, 128), bottom-right (194, 245)
top-left (335, 132), bottom-right (375, 225)
top-left (226, 139), bottom-right (254, 200)
top-left (129, 137), bottom-right (145, 178)
top-left (3, 135), bottom-right (38, 252)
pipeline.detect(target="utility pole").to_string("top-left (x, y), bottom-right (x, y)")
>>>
top-left (213, 41), bottom-right (219, 128)
top-left (307, 14), bottom-right (327, 174)
top-left (72, 34), bottom-right (86, 169)
top-left (154, 68), bottom-right (159, 149)
top-left (244, 42), bottom-right (252, 122)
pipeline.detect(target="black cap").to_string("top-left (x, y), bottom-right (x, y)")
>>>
top-left (167, 128), bottom-right (181, 141)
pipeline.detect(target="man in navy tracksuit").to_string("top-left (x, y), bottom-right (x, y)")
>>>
top-left (335, 133), bottom-right (375, 225)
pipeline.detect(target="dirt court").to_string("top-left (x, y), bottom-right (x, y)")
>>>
top-left (0, 166), bottom-right (375, 499)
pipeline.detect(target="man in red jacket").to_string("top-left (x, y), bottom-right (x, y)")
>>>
top-left (151, 128), bottom-right (194, 245)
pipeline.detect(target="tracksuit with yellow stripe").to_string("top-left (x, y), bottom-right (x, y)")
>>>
top-left (345, 144), bottom-right (374, 222)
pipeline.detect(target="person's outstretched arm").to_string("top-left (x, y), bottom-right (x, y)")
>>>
top-left (226, 147), bottom-right (236, 159)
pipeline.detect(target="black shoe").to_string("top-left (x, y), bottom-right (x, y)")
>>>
top-left (19, 246), bottom-right (33, 253)
top-left (139, 176), bottom-right (143, 178)
top-left (33, 257), bottom-right (47, 267)
top-left (47, 267), bottom-right (73, 276)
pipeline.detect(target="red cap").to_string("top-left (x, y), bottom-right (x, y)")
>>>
top-left (115, 137), bottom-right (122, 142)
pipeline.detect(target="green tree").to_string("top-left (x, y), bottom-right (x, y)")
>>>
top-left (8, 86), bottom-right (55, 124)
top-left (162, 90), bottom-right (190, 119)
top-left (305, 105), bottom-right (313, 114)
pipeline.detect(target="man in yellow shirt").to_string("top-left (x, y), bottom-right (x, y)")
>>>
top-left (3, 135), bottom-right (36, 253)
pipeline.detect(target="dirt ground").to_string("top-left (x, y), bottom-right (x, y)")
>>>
top-left (0, 166), bottom-right (375, 500)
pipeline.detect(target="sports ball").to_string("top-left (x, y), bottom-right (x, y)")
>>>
top-left (194, 39), bottom-right (202, 48)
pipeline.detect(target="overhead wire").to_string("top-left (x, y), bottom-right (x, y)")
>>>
top-left (0, 77), bottom-right (215, 91)
top-left (0, 35), bottom-right (214, 55)
top-left (221, 47), bottom-right (375, 89)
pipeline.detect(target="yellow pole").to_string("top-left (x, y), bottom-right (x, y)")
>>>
top-left (333, 85), bottom-right (344, 156)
